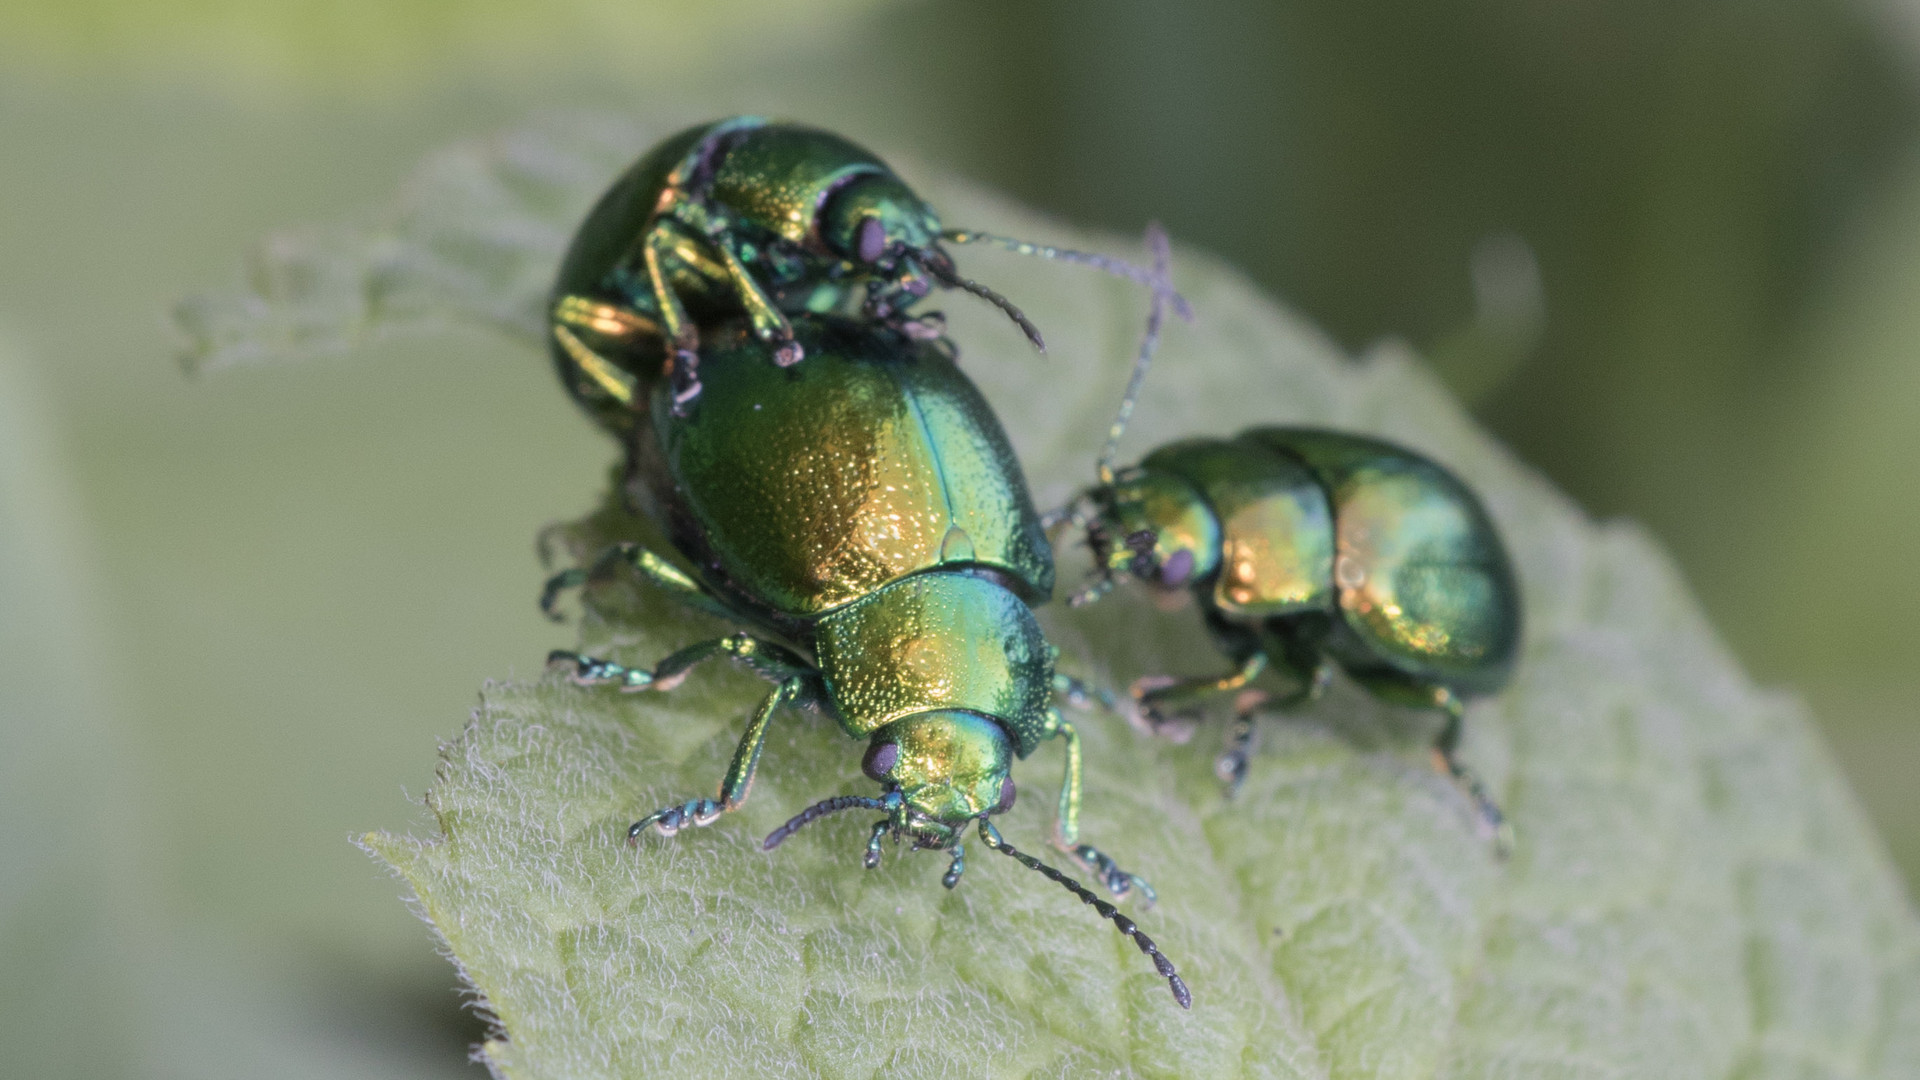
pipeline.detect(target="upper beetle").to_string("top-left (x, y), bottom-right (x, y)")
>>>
top-left (545, 116), bottom-right (1182, 421)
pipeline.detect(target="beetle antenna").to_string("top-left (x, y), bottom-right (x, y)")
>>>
top-left (925, 254), bottom-right (1047, 353)
top-left (1066, 572), bottom-right (1118, 608)
top-left (943, 229), bottom-right (1193, 321)
top-left (978, 821), bottom-right (1190, 1008)
top-left (762, 795), bottom-right (889, 850)
top-left (1096, 223), bottom-right (1174, 488)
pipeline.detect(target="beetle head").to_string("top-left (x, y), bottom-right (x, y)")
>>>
top-left (860, 710), bottom-right (1016, 846)
top-left (820, 174), bottom-right (1045, 350)
top-left (762, 709), bottom-right (1017, 856)
top-left (821, 173), bottom-right (944, 299)
top-left (1079, 469), bottom-right (1221, 601)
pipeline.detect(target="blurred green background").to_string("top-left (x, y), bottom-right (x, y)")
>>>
top-left (3, 1), bottom-right (1917, 1074)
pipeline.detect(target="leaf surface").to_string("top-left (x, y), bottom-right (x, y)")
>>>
top-left (186, 116), bottom-right (1920, 1079)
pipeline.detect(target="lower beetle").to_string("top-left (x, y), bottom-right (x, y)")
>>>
top-left (545, 313), bottom-right (1189, 1008)
top-left (1054, 266), bottom-right (1520, 852)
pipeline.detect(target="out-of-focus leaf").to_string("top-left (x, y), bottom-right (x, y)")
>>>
top-left (2, 0), bottom-right (884, 92)
top-left (0, 341), bottom-right (478, 1080)
top-left (192, 119), bottom-right (1920, 1077)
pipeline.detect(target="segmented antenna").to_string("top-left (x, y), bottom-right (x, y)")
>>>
top-left (979, 822), bottom-right (1191, 1009)
top-left (943, 229), bottom-right (1194, 321)
top-left (1066, 575), bottom-right (1118, 608)
top-left (762, 795), bottom-right (890, 850)
top-left (925, 256), bottom-right (1047, 353)
top-left (1097, 223), bottom-right (1175, 487)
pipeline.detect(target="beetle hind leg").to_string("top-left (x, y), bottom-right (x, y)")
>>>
top-left (1430, 688), bottom-right (1514, 857)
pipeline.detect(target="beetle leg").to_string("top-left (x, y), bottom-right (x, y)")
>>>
top-left (1131, 651), bottom-right (1270, 734)
top-left (548, 295), bottom-right (658, 409)
top-left (641, 223), bottom-right (706, 412)
top-left (862, 820), bottom-right (889, 869)
top-left (551, 631), bottom-right (808, 694)
top-left (540, 542), bottom-right (732, 622)
top-left (1051, 671), bottom-right (1119, 715)
top-left (1048, 714), bottom-right (1156, 906)
top-left (941, 843), bottom-right (966, 889)
top-left (629, 673), bottom-right (812, 842)
top-left (1431, 688), bottom-right (1514, 857)
top-left (710, 238), bottom-right (802, 366)
top-left (1216, 659), bottom-right (1331, 796)
top-left (548, 635), bottom-right (730, 693)
top-left (1215, 693), bottom-right (1266, 795)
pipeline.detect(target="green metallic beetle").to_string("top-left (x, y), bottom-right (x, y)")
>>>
top-left (1053, 267), bottom-right (1520, 851)
top-left (543, 314), bottom-right (1190, 1008)
top-left (546, 115), bottom-right (1183, 422)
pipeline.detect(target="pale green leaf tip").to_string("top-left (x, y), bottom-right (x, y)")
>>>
top-left (195, 116), bottom-right (1920, 1079)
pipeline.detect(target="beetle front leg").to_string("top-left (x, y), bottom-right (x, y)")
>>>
top-left (641, 224), bottom-right (707, 412)
top-left (1132, 651), bottom-right (1270, 735)
top-left (709, 238), bottom-right (801, 366)
top-left (630, 673), bottom-right (811, 841)
top-left (1048, 713), bottom-right (1156, 906)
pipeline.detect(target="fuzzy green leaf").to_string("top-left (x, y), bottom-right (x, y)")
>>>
top-left (189, 117), bottom-right (1920, 1078)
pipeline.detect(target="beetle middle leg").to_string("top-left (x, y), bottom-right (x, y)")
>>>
top-left (550, 629), bottom-right (808, 693)
top-left (540, 542), bottom-right (733, 623)
top-left (549, 633), bottom-right (823, 840)
top-left (1047, 712), bottom-right (1156, 906)
top-left (706, 236), bottom-right (801, 366)
top-left (630, 671), bottom-right (816, 839)
top-left (1215, 657), bottom-right (1332, 797)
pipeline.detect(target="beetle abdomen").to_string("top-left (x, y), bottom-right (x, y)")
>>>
top-left (1245, 428), bottom-right (1520, 691)
top-left (649, 317), bottom-right (1054, 618)
top-left (812, 571), bottom-right (1053, 756)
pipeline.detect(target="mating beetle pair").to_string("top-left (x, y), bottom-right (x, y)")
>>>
top-left (540, 118), bottom-right (1520, 1010)
top-left (543, 313), bottom-right (1187, 1008)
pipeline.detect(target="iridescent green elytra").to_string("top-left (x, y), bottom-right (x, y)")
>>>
top-left (546, 116), bottom-right (1180, 425)
top-left (544, 315), bottom-right (1189, 1008)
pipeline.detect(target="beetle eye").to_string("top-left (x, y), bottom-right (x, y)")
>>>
top-left (856, 217), bottom-right (887, 263)
top-left (994, 777), bottom-right (1017, 814)
top-left (862, 741), bottom-right (898, 781)
top-left (1160, 548), bottom-right (1195, 586)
